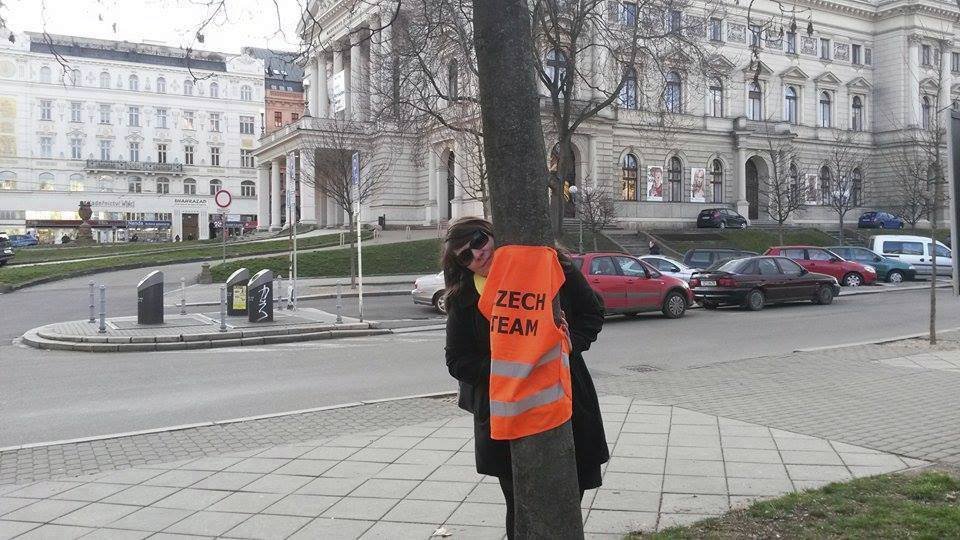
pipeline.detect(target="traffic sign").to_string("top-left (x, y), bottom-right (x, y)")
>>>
top-left (215, 189), bottom-right (232, 209)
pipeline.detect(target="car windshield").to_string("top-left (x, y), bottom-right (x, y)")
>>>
top-left (715, 258), bottom-right (745, 272)
top-left (861, 212), bottom-right (876, 218)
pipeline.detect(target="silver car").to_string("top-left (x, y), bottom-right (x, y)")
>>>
top-left (412, 271), bottom-right (446, 314)
top-left (639, 255), bottom-right (697, 282)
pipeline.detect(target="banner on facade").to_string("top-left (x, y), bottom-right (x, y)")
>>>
top-left (690, 168), bottom-right (707, 203)
top-left (328, 71), bottom-right (346, 113)
top-left (805, 174), bottom-right (819, 204)
top-left (647, 166), bottom-right (663, 202)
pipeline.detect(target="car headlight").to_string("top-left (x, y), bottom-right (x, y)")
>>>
top-left (908, 265), bottom-right (915, 270)
top-left (863, 266), bottom-right (875, 273)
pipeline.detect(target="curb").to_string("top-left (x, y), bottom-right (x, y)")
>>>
top-left (168, 288), bottom-right (412, 308)
top-left (838, 282), bottom-right (952, 296)
top-left (794, 325), bottom-right (960, 352)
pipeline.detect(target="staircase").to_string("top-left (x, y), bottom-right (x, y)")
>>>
top-left (820, 228), bottom-right (869, 246)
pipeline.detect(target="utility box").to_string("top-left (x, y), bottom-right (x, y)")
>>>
top-left (226, 268), bottom-right (249, 316)
top-left (137, 270), bottom-right (164, 324)
top-left (247, 269), bottom-right (274, 322)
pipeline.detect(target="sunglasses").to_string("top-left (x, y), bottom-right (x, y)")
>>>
top-left (455, 230), bottom-right (489, 266)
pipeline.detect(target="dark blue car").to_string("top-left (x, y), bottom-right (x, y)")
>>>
top-left (8, 234), bottom-right (38, 247)
top-left (858, 211), bottom-right (903, 230)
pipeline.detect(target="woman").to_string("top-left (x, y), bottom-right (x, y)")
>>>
top-left (443, 217), bottom-right (608, 538)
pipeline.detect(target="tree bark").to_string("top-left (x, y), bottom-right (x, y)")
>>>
top-left (473, 1), bottom-right (584, 538)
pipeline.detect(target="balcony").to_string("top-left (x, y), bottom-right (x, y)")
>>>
top-left (84, 160), bottom-right (184, 175)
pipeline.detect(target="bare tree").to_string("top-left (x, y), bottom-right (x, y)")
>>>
top-left (574, 183), bottom-right (618, 251)
top-left (883, 144), bottom-right (935, 228)
top-left (820, 130), bottom-right (869, 245)
top-left (757, 122), bottom-right (807, 244)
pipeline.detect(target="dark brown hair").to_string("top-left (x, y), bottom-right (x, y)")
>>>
top-left (441, 217), bottom-right (494, 304)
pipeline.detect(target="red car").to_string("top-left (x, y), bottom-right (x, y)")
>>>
top-left (572, 252), bottom-right (694, 318)
top-left (763, 246), bottom-right (877, 286)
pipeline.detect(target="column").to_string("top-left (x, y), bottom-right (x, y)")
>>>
top-left (270, 160), bottom-right (282, 230)
top-left (333, 45), bottom-right (344, 118)
top-left (360, 30), bottom-right (371, 119)
top-left (735, 146), bottom-right (748, 219)
top-left (349, 33), bottom-right (363, 121)
top-left (316, 52), bottom-right (329, 118)
top-left (304, 63), bottom-right (317, 116)
top-left (453, 142), bottom-right (465, 219)
top-left (907, 34), bottom-right (921, 127)
top-left (298, 149), bottom-right (317, 224)
top-left (257, 165), bottom-right (270, 230)
top-left (426, 148), bottom-right (437, 223)
top-left (370, 14), bottom-right (389, 115)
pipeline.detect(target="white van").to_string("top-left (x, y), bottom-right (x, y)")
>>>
top-left (869, 235), bottom-right (952, 276)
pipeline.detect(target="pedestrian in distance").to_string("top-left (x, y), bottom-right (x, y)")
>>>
top-left (442, 216), bottom-right (608, 539)
top-left (648, 240), bottom-right (661, 255)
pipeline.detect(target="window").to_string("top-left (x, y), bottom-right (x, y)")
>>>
top-left (820, 38), bottom-right (830, 60)
top-left (616, 256), bottom-right (647, 277)
top-left (183, 110), bottom-right (195, 130)
top-left (819, 91), bottom-right (832, 128)
top-left (40, 136), bottom-right (52, 158)
top-left (922, 96), bottom-right (931, 129)
top-left (865, 48), bottom-right (872, 65)
top-left (921, 44), bottom-right (931, 66)
top-left (128, 74), bottom-right (138, 91)
top-left (589, 256), bottom-right (617, 276)
top-left (128, 176), bottom-right (142, 193)
top-left (184, 145), bottom-right (194, 165)
top-left (668, 10), bottom-right (682, 33)
top-left (952, 52), bottom-right (960, 73)
top-left (70, 69), bottom-right (81, 86)
top-left (209, 178), bottom-right (221, 195)
top-left (786, 31), bottom-right (797, 54)
top-left (99, 71), bottom-right (110, 89)
top-left (665, 71), bottom-right (682, 113)
top-left (0, 171), bottom-right (15, 190)
top-left (157, 143), bottom-right (167, 164)
top-left (782, 248), bottom-right (805, 259)
top-left (851, 96), bottom-right (864, 131)
top-left (156, 77), bottom-right (166, 93)
top-left (709, 18), bottom-right (722, 42)
top-left (756, 258), bottom-right (780, 275)
top-left (620, 67), bottom-right (638, 109)
top-left (241, 180), bottom-right (256, 197)
top-left (39, 66), bottom-right (51, 84)
top-left (156, 107), bottom-right (168, 128)
top-left (447, 59), bottom-right (459, 101)
top-left (69, 174), bottom-right (84, 192)
top-left (668, 156), bottom-right (682, 202)
top-left (70, 101), bottom-right (82, 122)
top-left (777, 258), bottom-right (804, 275)
top-left (545, 49), bottom-right (568, 91)
top-left (209, 112), bottom-right (221, 132)
top-left (708, 79), bottom-right (723, 117)
top-left (291, 113), bottom-right (299, 122)
top-left (240, 85), bottom-right (253, 101)
top-left (619, 2), bottom-right (637, 26)
top-left (128, 106), bottom-right (140, 127)
top-left (183, 178), bottom-right (197, 195)
top-left (70, 138), bottom-right (82, 159)
top-left (852, 44), bottom-right (862, 65)
top-left (707, 159), bottom-right (722, 203)
top-left (274, 111), bottom-right (282, 127)
top-left (40, 99), bottom-right (52, 121)
top-left (240, 115), bottom-right (255, 134)
top-left (784, 86), bottom-right (798, 124)
top-left (184, 79), bottom-right (194, 96)
top-left (750, 25), bottom-right (762, 48)
top-left (747, 82), bottom-right (762, 120)
top-left (129, 142), bottom-right (140, 162)
top-left (156, 177), bottom-right (169, 194)
top-left (241, 149), bottom-right (255, 168)
top-left (99, 104), bottom-right (111, 124)
top-left (819, 166), bottom-right (832, 203)
top-left (621, 154), bottom-right (638, 201)
top-left (99, 140), bottom-right (111, 160)
top-left (209, 82), bottom-right (219, 98)
top-left (808, 249), bottom-right (833, 261)
top-left (38, 172), bottom-right (54, 190)
top-left (210, 147), bottom-right (220, 166)
top-left (851, 168), bottom-right (862, 206)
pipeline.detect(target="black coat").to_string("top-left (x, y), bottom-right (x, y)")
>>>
top-left (445, 261), bottom-right (609, 485)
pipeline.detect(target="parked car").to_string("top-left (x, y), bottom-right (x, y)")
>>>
top-left (0, 236), bottom-right (13, 266)
top-left (7, 234), bottom-right (38, 247)
top-left (697, 208), bottom-right (749, 229)
top-left (858, 211), bottom-right (904, 230)
top-left (683, 248), bottom-right (758, 270)
top-left (411, 271), bottom-right (446, 314)
top-left (639, 255), bottom-right (697, 282)
top-left (827, 246), bottom-right (916, 283)
top-left (572, 252), bottom-right (693, 318)
top-left (868, 235), bottom-right (953, 277)
top-left (691, 256), bottom-right (840, 311)
top-left (763, 246), bottom-right (877, 286)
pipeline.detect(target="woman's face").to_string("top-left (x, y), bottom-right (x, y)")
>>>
top-left (455, 231), bottom-right (496, 277)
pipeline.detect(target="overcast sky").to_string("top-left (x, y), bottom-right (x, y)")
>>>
top-left (3, 0), bottom-right (305, 54)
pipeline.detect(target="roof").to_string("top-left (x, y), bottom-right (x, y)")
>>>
top-left (242, 47), bottom-right (304, 91)
top-left (27, 32), bottom-right (228, 72)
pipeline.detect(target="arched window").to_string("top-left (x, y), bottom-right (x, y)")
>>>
top-left (241, 180), bottom-right (256, 197)
top-left (183, 79), bottom-right (194, 96)
top-left (819, 166), bottom-right (832, 204)
top-left (921, 96), bottom-right (931, 129)
top-left (621, 153), bottom-right (638, 201)
top-left (38, 172), bottom-right (55, 191)
top-left (240, 85), bottom-right (253, 101)
top-left (69, 173), bottom-right (85, 192)
top-left (665, 72), bottom-right (682, 113)
top-left (209, 82), bottom-right (219, 98)
top-left (156, 177), bottom-right (170, 194)
top-left (784, 86), bottom-right (798, 124)
top-left (668, 156), bottom-right (682, 201)
top-left (39, 66), bottom-right (51, 84)
top-left (447, 60), bottom-right (459, 102)
top-left (819, 91), bottom-right (832, 128)
top-left (128, 176), bottom-right (142, 193)
top-left (70, 69), bottom-right (81, 86)
top-left (620, 67), bottom-right (638, 109)
top-left (851, 168), bottom-right (863, 206)
top-left (711, 159), bottom-right (723, 203)
top-left (709, 78), bottom-right (723, 117)
top-left (209, 178), bottom-right (222, 195)
top-left (789, 163), bottom-right (801, 200)
top-left (0, 171), bottom-right (15, 190)
top-left (183, 178), bottom-right (197, 195)
top-left (851, 96), bottom-right (864, 131)
top-left (99, 71), bottom-right (110, 89)
top-left (128, 74), bottom-right (139, 91)
top-left (156, 77), bottom-right (166, 93)
top-left (545, 49), bottom-right (568, 91)
top-left (747, 82), bottom-right (762, 120)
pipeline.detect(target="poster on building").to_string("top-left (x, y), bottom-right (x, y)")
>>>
top-left (690, 167), bottom-right (707, 203)
top-left (232, 285), bottom-right (247, 311)
top-left (646, 166), bottom-right (664, 202)
top-left (328, 71), bottom-right (345, 113)
top-left (286, 152), bottom-right (297, 219)
top-left (805, 174), bottom-right (819, 204)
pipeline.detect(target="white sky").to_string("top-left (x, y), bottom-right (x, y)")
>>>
top-left (2, 0), bottom-right (305, 54)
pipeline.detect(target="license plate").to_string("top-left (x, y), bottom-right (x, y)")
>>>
top-left (701, 280), bottom-right (717, 286)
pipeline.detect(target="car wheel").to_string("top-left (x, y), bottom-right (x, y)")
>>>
top-left (744, 289), bottom-right (765, 311)
top-left (814, 285), bottom-right (834, 305)
top-left (899, 222), bottom-right (905, 229)
top-left (739, 221), bottom-right (747, 229)
top-left (662, 292), bottom-right (687, 319)
top-left (887, 270), bottom-right (904, 284)
top-left (878, 222), bottom-right (885, 229)
top-left (842, 272), bottom-right (863, 287)
top-left (719, 222), bottom-right (726, 230)
top-left (701, 300), bottom-right (719, 310)
top-left (433, 291), bottom-right (447, 315)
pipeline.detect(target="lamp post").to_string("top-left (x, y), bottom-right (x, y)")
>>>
top-left (568, 185), bottom-right (583, 254)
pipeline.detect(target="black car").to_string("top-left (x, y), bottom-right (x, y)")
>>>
top-left (0, 236), bottom-right (14, 266)
top-left (690, 256), bottom-right (841, 311)
top-left (683, 248), bottom-right (758, 270)
top-left (697, 208), bottom-right (748, 229)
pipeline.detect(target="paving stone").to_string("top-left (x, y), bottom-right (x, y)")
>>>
top-left (287, 516), bottom-right (374, 539)
top-left (153, 488), bottom-right (231, 510)
top-left (101, 485), bottom-right (179, 506)
top-left (177, 457), bottom-right (244, 471)
top-left (223, 458), bottom-right (290, 474)
top-left (660, 493), bottom-right (729, 514)
top-left (346, 448), bottom-right (407, 463)
top-left (70, 528), bottom-right (149, 540)
top-left (381, 499), bottom-right (459, 524)
top-left (271, 459), bottom-right (338, 477)
top-left (591, 489), bottom-right (660, 512)
top-left (657, 512), bottom-right (718, 531)
top-left (351, 479), bottom-right (420, 499)
top-left (785, 465), bottom-right (852, 482)
top-left (620, 423), bottom-right (670, 434)
top-left (5, 481), bottom-right (82, 499)
top-left (189, 472), bottom-right (260, 491)
top-left (0, 520), bottom-right (40, 538)
top-left (722, 448), bottom-right (783, 464)
top-left (1, 499), bottom-right (87, 523)
top-left (262, 494), bottom-right (340, 517)
top-left (141, 469), bottom-right (215, 488)
top-left (415, 438), bottom-right (469, 451)
top-left (779, 450), bottom-right (845, 466)
top-left (720, 436), bottom-right (778, 450)
top-left (323, 461), bottom-right (387, 479)
top-left (661, 475), bottom-right (728, 495)
top-left (163, 510), bottom-right (250, 537)
top-left (427, 465), bottom-right (485, 484)
top-left (600, 473), bottom-right (663, 492)
top-left (666, 447), bottom-right (724, 461)
top-left (298, 446), bottom-right (360, 461)
top-left (207, 492), bottom-right (285, 514)
top-left (106, 506), bottom-right (194, 532)
top-left (444, 502), bottom-right (506, 527)
top-left (583, 509), bottom-right (657, 534)
top-left (50, 483), bottom-right (129, 502)
top-left (53, 502), bottom-right (141, 527)
top-left (296, 477), bottom-right (366, 497)
top-left (14, 523), bottom-right (93, 539)
top-left (94, 469), bottom-right (163, 485)
top-left (774, 438), bottom-right (836, 452)
top-left (0, 497), bottom-right (39, 516)
top-left (605, 457), bottom-right (664, 475)
top-left (664, 459), bottom-right (725, 477)
top-left (464, 483), bottom-right (504, 504)
top-left (617, 433), bottom-right (669, 446)
top-left (405, 481), bottom-right (477, 502)
top-left (224, 513), bottom-right (312, 540)
top-left (253, 446), bottom-right (315, 460)
top-left (613, 445), bottom-right (667, 459)
top-left (374, 463), bottom-right (438, 481)
top-left (321, 496), bottom-right (399, 521)
top-left (238, 474), bottom-right (313, 495)
top-left (725, 462), bottom-right (789, 480)
top-left (726, 477), bottom-right (795, 497)
top-left (838, 453), bottom-right (907, 468)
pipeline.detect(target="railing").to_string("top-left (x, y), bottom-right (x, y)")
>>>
top-left (84, 160), bottom-right (184, 174)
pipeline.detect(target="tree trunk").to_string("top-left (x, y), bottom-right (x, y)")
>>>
top-left (347, 210), bottom-right (357, 289)
top-left (473, 1), bottom-right (583, 538)
top-left (778, 223), bottom-right (784, 246)
top-left (552, 135), bottom-right (574, 238)
top-left (838, 217), bottom-right (845, 245)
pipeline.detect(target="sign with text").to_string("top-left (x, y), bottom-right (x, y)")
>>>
top-left (328, 71), bottom-right (345, 113)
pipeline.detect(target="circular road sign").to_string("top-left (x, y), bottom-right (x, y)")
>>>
top-left (215, 189), bottom-right (232, 209)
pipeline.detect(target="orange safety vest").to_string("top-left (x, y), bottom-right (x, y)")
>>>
top-left (478, 245), bottom-right (572, 440)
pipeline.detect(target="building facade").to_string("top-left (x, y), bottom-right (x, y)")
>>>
top-left (242, 47), bottom-right (306, 136)
top-left (0, 33), bottom-right (265, 242)
top-left (253, 0), bottom-right (960, 231)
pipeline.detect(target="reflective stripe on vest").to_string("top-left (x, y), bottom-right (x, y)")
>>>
top-left (490, 343), bottom-right (569, 379)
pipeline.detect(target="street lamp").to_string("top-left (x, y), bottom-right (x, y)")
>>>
top-left (568, 185), bottom-right (583, 254)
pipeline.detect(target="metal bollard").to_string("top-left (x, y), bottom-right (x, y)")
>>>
top-left (287, 273), bottom-right (295, 310)
top-left (179, 277), bottom-right (187, 315)
top-left (219, 285), bottom-right (227, 332)
top-left (98, 285), bottom-right (106, 334)
top-left (88, 281), bottom-right (95, 323)
top-left (335, 280), bottom-right (343, 324)
top-left (281, 275), bottom-right (289, 311)
top-left (405, 225), bottom-right (411, 240)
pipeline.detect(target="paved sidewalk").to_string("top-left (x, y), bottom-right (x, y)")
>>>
top-left (0, 395), bottom-right (922, 539)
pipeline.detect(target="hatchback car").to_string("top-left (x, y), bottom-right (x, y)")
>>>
top-left (691, 256), bottom-right (841, 311)
top-left (7, 234), bottom-right (38, 247)
top-left (868, 235), bottom-right (952, 277)
top-left (858, 211), bottom-right (904, 229)
top-left (411, 271), bottom-right (446, 314)
top-left (697, 208), bottom-right (748, 229)
top-left (683, 248), bottom-right (758, 270)
top-left (828, 246), bottom-right (916, 283)
top-left (0, 236), bottom-right (13, 266)
top-left (763, 246), bottom-right (877, 286)
top-left (639, 255), bottom-right (697, 282)
top-left (572, 252), bottom-right (693, 318)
